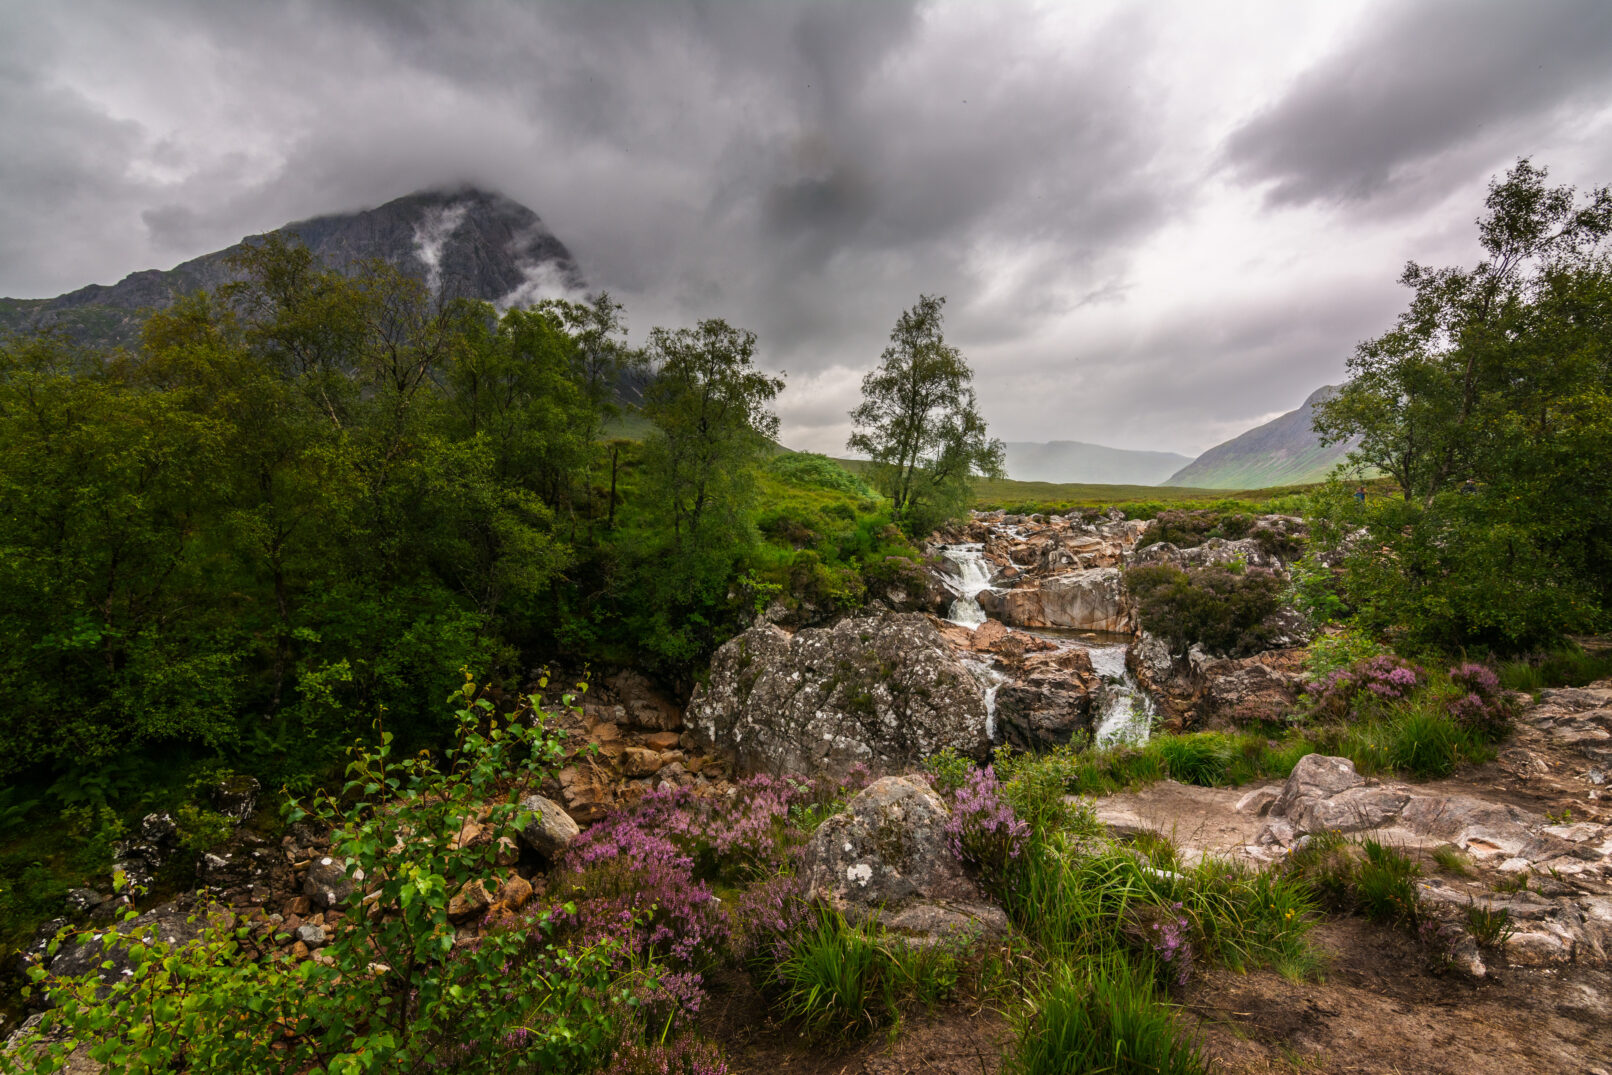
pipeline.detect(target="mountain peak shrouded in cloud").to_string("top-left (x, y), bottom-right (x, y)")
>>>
top-left (0, 188), bottom-right (586, 344)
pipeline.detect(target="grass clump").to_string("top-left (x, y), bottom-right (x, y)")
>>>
top-left (1431, 844), bottom-right (1472, 876)
top-left (1498, 647), bottom-right (1612, 692)
top-left (1464, 901), bottom-right (1516, 950)
top-left (1286, 833), bottom-right (1422, 929)
top-left (1009, 959), bottom-right (1207, 1075)
top-left (770, 909), bottom-right (963, 1042)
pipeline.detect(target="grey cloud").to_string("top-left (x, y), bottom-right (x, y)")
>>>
top-left (3, 0), bottom-right (1610, 458)
top-left (1224, 0), bottom-right (1612, 208)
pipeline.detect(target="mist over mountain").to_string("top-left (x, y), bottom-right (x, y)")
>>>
top-left (1165, 385), bottom-right (1361, 489)
top-left (0, 188), bottom-right (585, 346)
top-left (1001, 441), bottom-right (1191, 486)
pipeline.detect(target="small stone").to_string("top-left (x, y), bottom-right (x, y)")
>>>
top-left (622, 746), bottom-right (664, 776)
top-left (495, 874), bottom-right (533, 909)
top-left (517, 794), bottom-right (580, 858)
top-left (447, 879), bottom-right (492, 921)
top-left (290, 941), bottom-right (310, 960)
top-left (294, 924), bottom-right (327, 949)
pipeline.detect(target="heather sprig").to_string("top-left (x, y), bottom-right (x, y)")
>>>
top-left (944, 766), bottom-right (1029, 894)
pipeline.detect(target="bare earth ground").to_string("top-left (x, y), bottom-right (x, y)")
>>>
top-left (1184, 918), bottom-right (1612, 1074)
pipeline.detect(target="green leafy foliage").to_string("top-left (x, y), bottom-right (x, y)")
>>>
top-left (7, 679), bottom-right (645, 1073)
top-left (1312, 160), bottom-right (1612, 652)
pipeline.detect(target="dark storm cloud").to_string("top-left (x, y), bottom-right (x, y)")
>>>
top-left (1224, 0), bottom-right (1612, 208)
top-left (2, 1), bottom-right (1610, 455)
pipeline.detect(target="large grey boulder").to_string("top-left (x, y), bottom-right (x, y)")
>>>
top-left (687, 612), bottom-right (989, 778)
top-left (800, 776), bottom-right (1007, 940)
top-left (980, 567), bottom-right (1132, 632)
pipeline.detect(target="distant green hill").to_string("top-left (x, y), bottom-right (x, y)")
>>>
top-left (1001, 440), bottom-right (1190, 485)
top-left (1165, 385), bottom-right (1366, 489)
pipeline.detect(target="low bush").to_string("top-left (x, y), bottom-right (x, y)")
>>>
top-left (944, 766), bottom-right (1030, 895)
top-left (1124, 563), bottom-right (1287, 658)
top-left (12, 678), bottom-right (642, 1074)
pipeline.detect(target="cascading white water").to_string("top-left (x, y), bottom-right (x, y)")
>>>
top-left (1087, 640), bottom-right (1156, 748)
top-left (962, 656), bottom-right (1008, 741)
top-left (939, 544), bottom-right (993, 628)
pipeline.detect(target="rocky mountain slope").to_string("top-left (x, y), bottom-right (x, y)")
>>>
top-left (0, 188), bottom-right (585, 347)
top-left (1001, 440), bottom-right (1191, 485)
top-left (1166, 385), bottom-right (1362, 489)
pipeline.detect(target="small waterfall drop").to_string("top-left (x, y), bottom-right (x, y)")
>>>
top-left (1087, 640), bottom-right (1156, 748)
top-left (962, 657), bottom-right (1008, 741)
top-left (939, 544), bottom-right (993, 628)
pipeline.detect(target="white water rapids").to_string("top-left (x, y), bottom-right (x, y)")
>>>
top-left (937, 543), bottom-right (1155, 748)
top-left (938, 544), bottom-right (992, 627)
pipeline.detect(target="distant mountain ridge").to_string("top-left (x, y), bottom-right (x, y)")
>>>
top-left (0, 188), bottom-right (586, 346)
top-left (1002, 440), bottom-right (1191, 485)
top-left (1165, 385), bottom-right (1361, 489)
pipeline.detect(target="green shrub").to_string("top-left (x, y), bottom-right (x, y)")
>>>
top-left (1124, 563), bottom-right (1286, 658)
top-left (924, 746), bottom-right (975, 797)
top-left (767, 451), bottom-right (878, 498)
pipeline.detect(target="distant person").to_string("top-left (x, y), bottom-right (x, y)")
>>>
top-left (1354, 485), bottom-right (1366, 504)
top-left (1460, 478), bottom-right (1478, 495)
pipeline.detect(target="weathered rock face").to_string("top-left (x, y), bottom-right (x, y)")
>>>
top-left (980, 567), bottom-right (1132, 633)
top-left (688, 612), bottom-right (990, 778)
top-left (1131, 535), bottom-right (1287, 572)
top-left (1256, 753), bottom-right (1612, 966)
top-left (995, 648), bottom-right (1101, 749)
top-left (800, 776), bottom-right (1007, 941)
top-left (1199, 646), bottom-right (1309, 726)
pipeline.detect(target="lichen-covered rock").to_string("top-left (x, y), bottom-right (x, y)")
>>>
top-left (1131, 535), bottom-right (1287, 572)
top-left (687, 612), bottom-right (989, 778)
top-left (800, 776), bottom-right (983, 915)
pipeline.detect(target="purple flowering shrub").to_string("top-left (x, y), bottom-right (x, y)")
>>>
top-left (535, 768), bottom-right (870, 1027)
top-left (726, 873), bottom-right (813, 965)
top-left (944, 767), bottom-right (1030, 894)
top-left (1304, 654), bottom-right (1426, 721)
top-left (604, 1037), bottom-right (730, 1075)
top-left (1446, 662), bottom-right (1512, 741)
top-left (1121, 901), bottom-right (1196, 988)
top-left (539, 812), bottom-right (726, 1028)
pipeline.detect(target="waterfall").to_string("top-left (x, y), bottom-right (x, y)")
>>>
top-left (962, 657), bottom-right (1008, 741)
top-left (1087, 640), bottom-right (1156, 748)
top-left (939, 544), bottom-right (993, 628)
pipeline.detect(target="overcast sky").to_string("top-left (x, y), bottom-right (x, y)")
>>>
top-left (3, 0), bottom-right (1611, 456)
